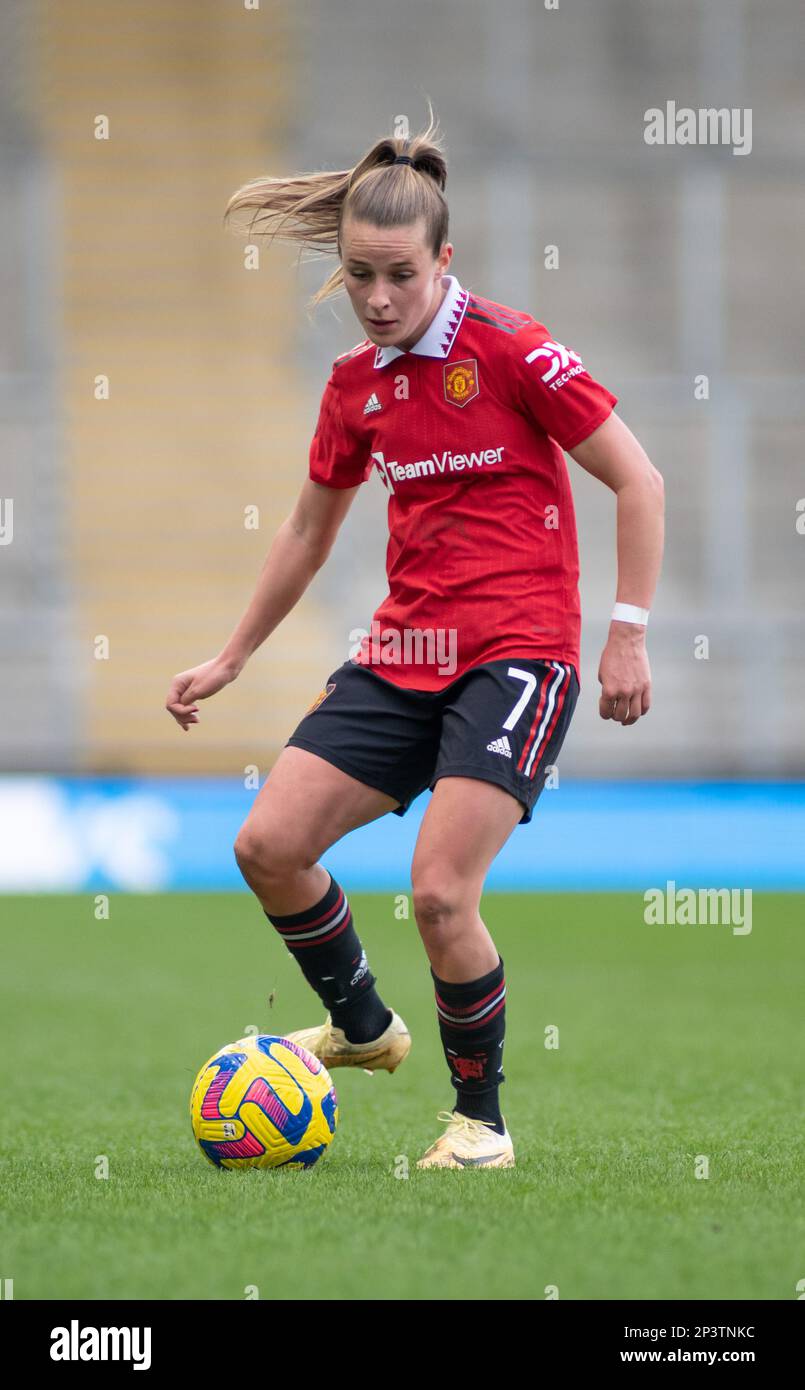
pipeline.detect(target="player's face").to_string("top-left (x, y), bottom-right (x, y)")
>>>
top-left (340, 216), bottom-right (453, 352)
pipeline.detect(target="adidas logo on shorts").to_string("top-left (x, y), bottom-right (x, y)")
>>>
top-left (486, 735), bottom-right (512, 758)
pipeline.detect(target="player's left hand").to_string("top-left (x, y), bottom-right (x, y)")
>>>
top-left (597, 622), bottom-right (652, 725)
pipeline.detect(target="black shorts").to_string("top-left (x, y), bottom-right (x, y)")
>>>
top-left (285, 657), bottom-right (579, 826)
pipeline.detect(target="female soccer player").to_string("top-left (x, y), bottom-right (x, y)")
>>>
top-left (166, 116), bottom-right (664, 1169)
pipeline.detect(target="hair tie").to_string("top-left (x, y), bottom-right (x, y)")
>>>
top-left (392, 154), bottom-right (413, 165)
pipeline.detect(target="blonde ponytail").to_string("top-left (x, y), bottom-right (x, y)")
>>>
top-left (224, 103), bottom-right (449, 310)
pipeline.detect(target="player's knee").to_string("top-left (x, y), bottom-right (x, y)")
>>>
top-left (233, 826), bottom-right (262, 879)
top-left (411, 875), bottom-right (464, 931)
top-left (233, 823), bottom-right (310, 882)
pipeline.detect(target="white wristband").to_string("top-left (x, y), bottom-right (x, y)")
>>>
top-left (612, 602), bottom-right (649, 626)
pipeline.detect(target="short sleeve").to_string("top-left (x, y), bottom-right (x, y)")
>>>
top-left (509, 320), bottom-right (618, 451)
top-left (308, 369), bottom-right (372, 489)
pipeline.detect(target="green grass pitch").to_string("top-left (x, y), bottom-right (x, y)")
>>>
top-left (1, 891), bottom-right (803, 1301)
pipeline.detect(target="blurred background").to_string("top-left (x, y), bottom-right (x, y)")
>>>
top-left (1, 0), bottom-right (803, 889)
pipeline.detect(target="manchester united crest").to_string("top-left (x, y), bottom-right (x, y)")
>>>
top-left (305, 681), bottom-right (336, 715)
top-left (444, 359), bottom-right (479, 408)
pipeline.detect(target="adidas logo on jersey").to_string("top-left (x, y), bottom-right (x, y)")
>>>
top-left (487, 735), bottom-right (512, 758)
top-left (363, 392), bottom-right (382, 415)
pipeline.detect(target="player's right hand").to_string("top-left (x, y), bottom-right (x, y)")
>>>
top-left (165, 655), bottom-right (242, 732)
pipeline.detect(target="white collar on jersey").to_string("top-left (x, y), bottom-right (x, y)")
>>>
top-left (372, 273), bottom-right (469, 368)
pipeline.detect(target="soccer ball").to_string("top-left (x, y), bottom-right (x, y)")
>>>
top-left (190, 1034), bottom-right (338, 1171)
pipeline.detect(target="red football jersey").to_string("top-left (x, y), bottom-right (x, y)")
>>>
top-left (308, 274), bottom-right (617, 691)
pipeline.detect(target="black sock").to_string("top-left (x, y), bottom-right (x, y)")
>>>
top-left (431, 956), bottom-right (507, 1136)
top-left (264, 872), bottom-right (391, 1043)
